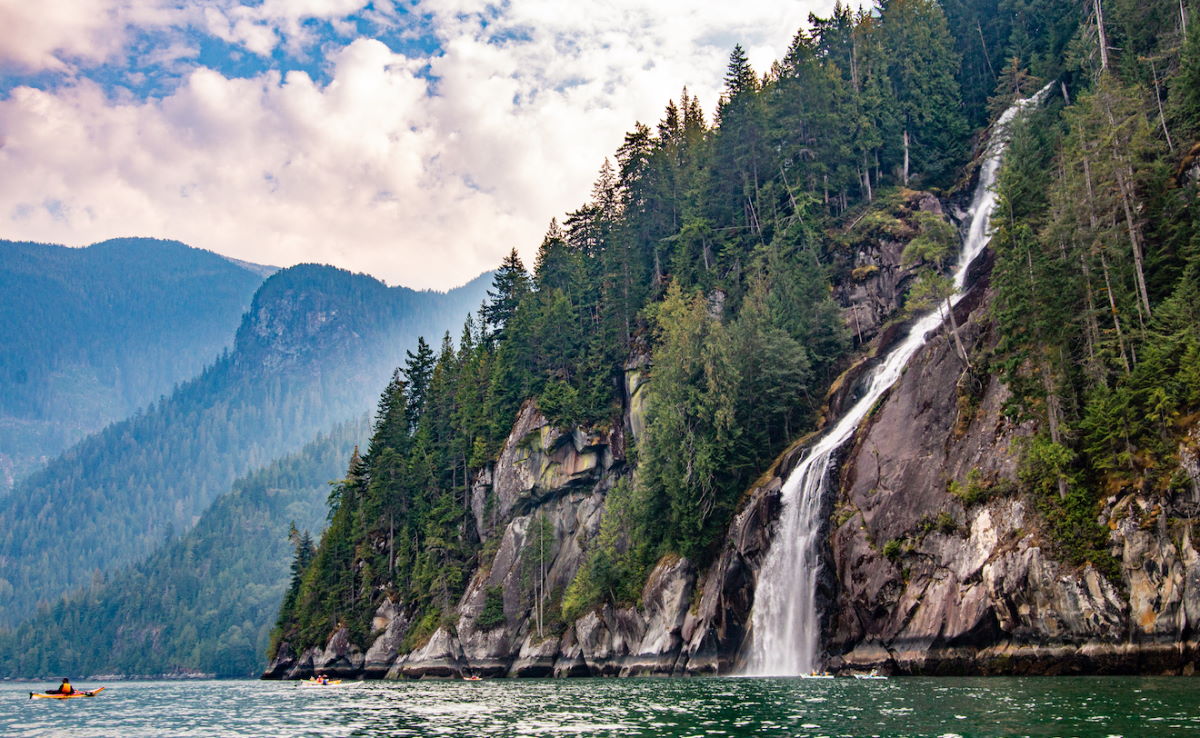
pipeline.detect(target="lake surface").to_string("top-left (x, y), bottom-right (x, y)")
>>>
top-left (3, 676), bottom-right (1198, 737)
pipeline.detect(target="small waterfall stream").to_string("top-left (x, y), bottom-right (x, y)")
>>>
top-left (740, 87), bottom-right (1050, 676)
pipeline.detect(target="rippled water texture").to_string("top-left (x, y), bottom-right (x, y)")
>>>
top-left (4, 676), bottom-right (1199, 737)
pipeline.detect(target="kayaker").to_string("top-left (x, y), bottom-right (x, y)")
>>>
top-left (316, 673), bottom-right (328, 685)
top-left (54, 678), bottom-right (75, 695)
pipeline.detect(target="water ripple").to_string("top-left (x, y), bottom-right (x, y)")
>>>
top-left (3, 676), bottom-right (1197, 738)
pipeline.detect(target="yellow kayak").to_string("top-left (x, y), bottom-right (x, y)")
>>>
top-left (30, 687), bottom-right (106, 700)
top-left (300, 679), bottom-right (343, 686)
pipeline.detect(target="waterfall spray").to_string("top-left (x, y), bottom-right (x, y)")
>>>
top-left (740, 85), bottom-right (1052, 677)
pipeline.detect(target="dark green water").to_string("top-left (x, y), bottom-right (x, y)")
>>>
top-left (4, 676), bottom-right (1197, 737)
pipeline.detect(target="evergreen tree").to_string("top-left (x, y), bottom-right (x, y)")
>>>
top-left (722, 44), bottom-right (758, 101)
top-left (481, 249), bottom-right (531, 342)
top-left (637, 284), bottom-right (739, 561)
top-left (403, 337), bottom-right (436, 430)
top-left (880, 0), bottom-right (970, 185)
top-left (1169, 17), bottom-right (1200, 137)
top-left (369, 369), bottom-right (409, 458)
top-left (987, 56), bottom-right (1042, 118)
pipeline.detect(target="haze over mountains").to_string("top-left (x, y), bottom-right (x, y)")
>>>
top-left (0, 423), bottom-right (366, 678)
top-left (0, 238), bottom-right (269, 490)
top-left (0, 242), bottom-right (490, 629)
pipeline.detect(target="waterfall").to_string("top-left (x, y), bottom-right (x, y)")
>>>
top-left (740, 87), bottom-right (1051, 677)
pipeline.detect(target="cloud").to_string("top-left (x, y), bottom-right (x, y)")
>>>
top-left (202, 0), bottom-right (386, 57)
top-left (0, 0), bottom-right (164, 71)
top-left (0, 0), bottom-right (835, 290)
top-left (0, 0), bottom-right (389, 73)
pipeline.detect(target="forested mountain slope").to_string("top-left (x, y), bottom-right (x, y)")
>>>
top-left (0, 422), bottom-right (365, 678)
top-left (0, 237), bottom-right (267, 490)
top-left (266, 0), bottom-right (1200, 679)
top-left (0, 265), bottom-right (490, 625)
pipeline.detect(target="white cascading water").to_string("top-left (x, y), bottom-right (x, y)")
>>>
top-left (740, 86), bottom-right (1052, 676)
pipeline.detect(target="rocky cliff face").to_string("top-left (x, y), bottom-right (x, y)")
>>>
top-left (823, 282), bottom-right (1200, 675)
top-left (265, 194), bottom-right (1200, 680)
top-left (833, 191), bottom-right (942, 347)
top-left (265, 377), bottom-right (717, 679)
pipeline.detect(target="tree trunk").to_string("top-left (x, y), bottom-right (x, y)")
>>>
top-left (1039, 353), bottom-right (1070, 501)
top-left (862, 153), bottom-right (873, 201)
top-left (1095, 0), bottom-right (1110, 71)
top-left (1078, 250), bottom-right (1107, 385)
top-left (458, 465), bottom-right (467, 508)
top-left (1099, 249), bottom-right (1134, 372)
top-left (1112, 159), bottom-right (1153, 324)
top-left (1150, 59), bottom-right (1175, 153)
top-left (976, 20), bottom-right (996, 78)
top-left (850, 32), bottom-right (860, 92)
top-left (1094, 83), bottom-right (1154, 323)
top-left (1082, 152), bottom-right (1133, 373)
top-left (902, 128), bottom-right (911, 186)
top-left (944, 297), bottom-right (972, 368)
top-left (779, 164), bottom-right (799, 212)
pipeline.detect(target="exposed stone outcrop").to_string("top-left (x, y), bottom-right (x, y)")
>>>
top-left (486, 401), bottom-right (617, 522)
top-left (260, 641), bottom-right (297, 679)
top-left (834, 191), bottom-right (943, 346)
top-left (622, 556), bottom-right (695, 676)
top-left (264, 350), bottom-right (716, 678)
top-left (1174, 141), bottom-right (1200, 188)
top-left (390, 627), bottom-right (465, 678)
top-left (363, 600), bottom-right (409, 678)
top-left (624, 350), bottom-right (651, 442)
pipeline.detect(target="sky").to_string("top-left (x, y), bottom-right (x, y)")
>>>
top-left (0, 0), bottom-right (838, 291)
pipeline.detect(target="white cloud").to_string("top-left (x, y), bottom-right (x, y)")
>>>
top-left (0, 0), bottom-right (174, 71)
top-left (0, 0), bottom-right (386, 73)
top-left (202, 0), bottom-right (386, 57)
top-left (0, 0), bottom-right (836, 289)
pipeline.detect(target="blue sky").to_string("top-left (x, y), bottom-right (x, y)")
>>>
top-left (0, 0), bottom-right (834, 289)
top-left (1, 2), bottom-right (442, 99)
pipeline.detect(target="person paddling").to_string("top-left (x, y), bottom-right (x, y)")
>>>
top-left (28, 679), bottom-right (105, 700)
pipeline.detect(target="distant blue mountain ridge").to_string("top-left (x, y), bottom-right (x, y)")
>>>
top-left (0, 237), bottom-right (491, 626)
top-left (0, 237), bottom-right (270, 490)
